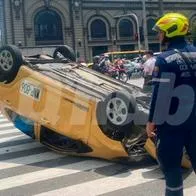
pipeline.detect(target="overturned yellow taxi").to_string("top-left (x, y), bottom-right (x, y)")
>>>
top-left (0, 45), bottom-right (191, 168)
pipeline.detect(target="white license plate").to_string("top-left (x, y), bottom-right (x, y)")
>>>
top-left (20, 80), bottom-right (41, 101)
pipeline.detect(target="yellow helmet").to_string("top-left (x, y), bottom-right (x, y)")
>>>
top-left (153, 13), bottom-right (189, 38)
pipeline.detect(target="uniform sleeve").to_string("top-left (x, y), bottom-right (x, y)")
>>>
top-left (148, 56), bottom-right (168, 122)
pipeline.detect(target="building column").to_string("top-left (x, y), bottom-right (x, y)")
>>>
top-left (9, 0), bottom-right (25, 46)
top-left (71, 0), bottom-right (86, 62)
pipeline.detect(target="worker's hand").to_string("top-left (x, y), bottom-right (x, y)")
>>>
top-left (146, 122), bottom-right (156, 137)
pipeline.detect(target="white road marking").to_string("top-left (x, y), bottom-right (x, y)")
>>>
top-left (0, 135), bottom-right (27, 143)
top-left (35, 166), bottom-right (160, 196)
top-left (0, 152), bottom-right (65, 170)
top-left (0, 128), bottom-right (20, 135)
top-left (0, 142), bottom-right (42, 155)
top-left (0, 160), bottom-right (113, 191)
top-left (0, 118), bottom-right (9, 123)
top-left (0, 122), bottom-right (14, 129)
top-left (184, 186), bottom-right (196, 196)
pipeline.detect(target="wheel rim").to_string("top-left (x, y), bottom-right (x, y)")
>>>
top-left (0, 50), bottom-right (13, 71)
top-left (106, 97), bottom-right (128, 125)
top-left (120, 73), bottom-right (128, 82)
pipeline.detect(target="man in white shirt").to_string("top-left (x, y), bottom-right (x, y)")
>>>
top-left (142, 50), bottom-right (156, 91)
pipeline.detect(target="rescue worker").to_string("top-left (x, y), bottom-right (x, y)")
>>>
top-left (146, 13), bottom-right (196, 196)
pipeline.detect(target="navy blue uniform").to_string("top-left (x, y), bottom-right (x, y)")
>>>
top-left (149, 37), bottom-right (196, 196)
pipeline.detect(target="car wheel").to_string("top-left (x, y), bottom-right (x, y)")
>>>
top-left (53, 45), bottom-right (76, 62)
top-left (96, 91), bottom-right (136, 134)
top-left (0, 45), bottom-right (23, 83)
top-left (119, 72), bottom-right (129, 83)
top-left (144, 138), bottom-right (192, 169)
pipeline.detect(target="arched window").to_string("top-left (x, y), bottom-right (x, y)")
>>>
top-left (119, 19), bottom-right (134, 38)
top-left (147, 18), bottom-right (157, 36)
top-left (34, 10), bottom-right (63, 45)
top-left (191, 18), bottom-right (196, 29)
top-left (191, 18), bottom-right (196, 46)
top-left (90, 19), bottom-right (107, 39)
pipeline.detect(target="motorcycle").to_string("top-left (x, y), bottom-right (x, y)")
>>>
top-left (106, 64), bottom-right (129, 83)
top-left (123, 60), bottom-right (144, 79)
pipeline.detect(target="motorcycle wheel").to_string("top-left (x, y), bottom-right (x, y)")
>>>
top-left (119, 72), bottom-right (129, 83)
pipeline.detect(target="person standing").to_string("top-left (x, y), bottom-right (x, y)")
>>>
top-left (146, 13), bottom-right (196, 196)
top-left (98, 54), bottom-right (111, 73)
top-left (142, 50), bottom-right (156, 91)
top-left (92, 55), bottom-right (101, 72)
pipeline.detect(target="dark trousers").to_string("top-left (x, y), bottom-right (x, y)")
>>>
top-left (156, 124), bottom-right (196, 196)
top-left (143, 75), bottom-right (152, 92)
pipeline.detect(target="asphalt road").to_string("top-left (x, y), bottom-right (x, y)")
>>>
top-left (128, 77), bottom-right (144, 88)
top-left (0, 78), bottom-right (195, 196)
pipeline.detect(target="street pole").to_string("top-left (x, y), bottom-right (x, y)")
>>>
top-left (158, 0), bottom-right (164, 16)
top-left (134, 15), bottom-right (141, 51)
top-left (114, 13), bottom-right (141, 51)
top-left (142, 0), bottom-right (148, 50)
top-left (158, 0), bottom-right (164, 51)
top-left (0, 30), bottom-right (1, 46)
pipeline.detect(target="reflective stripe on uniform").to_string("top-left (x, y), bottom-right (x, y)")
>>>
top-left (165, 52), bottom-right (196, 64)
top-left (166, 185), bottom-right (183, 191)
top-left (151, 78), bottom-right (171, 83)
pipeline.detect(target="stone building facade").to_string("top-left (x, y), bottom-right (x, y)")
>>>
top-left (0, 0), bottom-right (5, 45)
top-left (1, 0), bottom-right (196, 62)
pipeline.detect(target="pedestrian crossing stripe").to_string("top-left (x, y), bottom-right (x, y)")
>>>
top-left (0, 118), bottom-right (10, 123)
top-left (0, 113), bottom-right (195, 196)
top-left (0, 128), bottom-right (21, 135)
top-left (0, 122), bottom-right (14, 129)
top-left (0, 135), bottom-right (27, 143)
top-left (0, 151), bottom-right (65, 170)
top-left (0, 142), bottom-right (42, 155)
top-left (35, 167), bottom-right (160, 196)
top-left (0, 160), bottom-right (114, 191)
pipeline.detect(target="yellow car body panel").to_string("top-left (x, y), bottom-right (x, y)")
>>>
top-left (87, 63), bottom-right (93, 68)
top-left (0, 66), bottom-right (128, 160)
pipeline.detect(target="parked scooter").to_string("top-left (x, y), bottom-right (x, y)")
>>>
top-left (106, 64), bottom-right (129, 83)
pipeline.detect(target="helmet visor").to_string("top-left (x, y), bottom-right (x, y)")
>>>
top-left (152, 25), bottom-right (161, 32)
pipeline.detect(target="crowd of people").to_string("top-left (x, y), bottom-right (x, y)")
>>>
top-left (91, 50), bottom-right (156, 88)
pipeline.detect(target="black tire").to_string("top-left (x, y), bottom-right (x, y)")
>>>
top-left (0, 45), bottom-right (23, 83)
top-left (119, 72), bottom-right (129, 83)
top-left (96, 91), bottom-right (136, 134)
top-left (53, 45), bottom-right (76, 62)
